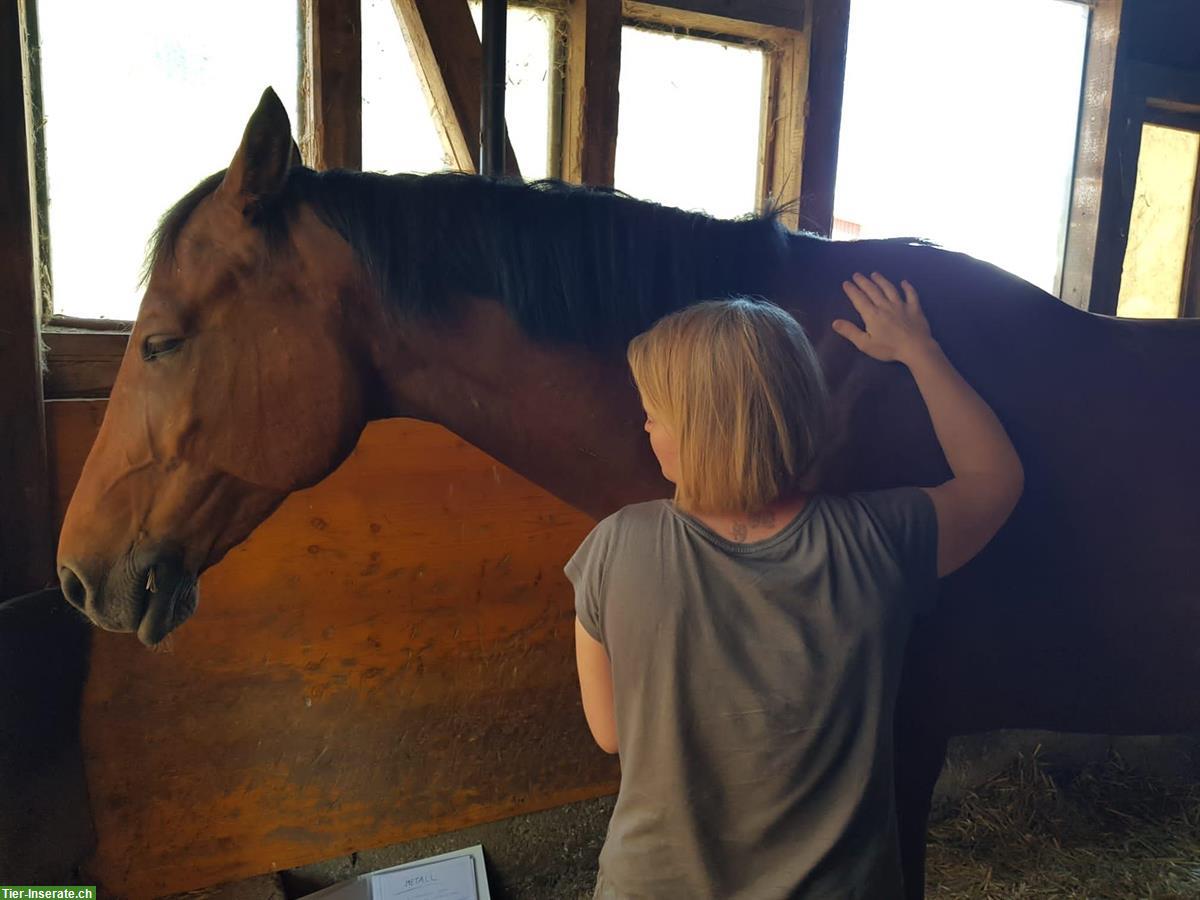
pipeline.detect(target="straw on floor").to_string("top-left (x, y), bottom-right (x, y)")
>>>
top-left (926, 747), bottom-right (1200, 899)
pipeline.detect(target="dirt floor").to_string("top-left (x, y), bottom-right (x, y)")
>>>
top-left (172, 747), bottom-right (1200, 900)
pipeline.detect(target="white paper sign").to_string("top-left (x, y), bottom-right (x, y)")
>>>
top-left (371, 854), bottom-right (478, 900)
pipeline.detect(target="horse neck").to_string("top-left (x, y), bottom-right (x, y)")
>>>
top-left (370, 295), bottom-right (670, 519)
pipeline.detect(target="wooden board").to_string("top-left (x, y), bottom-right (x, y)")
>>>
top-left (795, 0), bottom-right (849, 236)
top-left (647, 0), bottom-right (805, 31)
top-left (46, 403), bottom-right (618, 897)
top-left (301, 0), bottom-right (363, 171)
top-left (42, 330), bottom-right (128, 400)
top-left (563, 0), bottom-right (622, 187)
top-left (1060, 0), bottom-right (1123, 309)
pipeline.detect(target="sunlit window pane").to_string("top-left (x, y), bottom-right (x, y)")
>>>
top-left (468, 2), bottom-right (555, 179)
top-left (362, 0), bottom-right (453, 175)
top-left (616, 27), bottom-right (763, 219)
top-left (1117, 124), bottom-right (1200, 319)
top-left (833, 0), bottom-right (1089, 294)
top-left (38, 0), bottom-right (298, 320)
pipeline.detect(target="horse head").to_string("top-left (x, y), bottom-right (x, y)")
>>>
top-left (57, 89), bottom-right (374, 644)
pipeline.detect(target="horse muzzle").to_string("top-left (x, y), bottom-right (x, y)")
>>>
top-left (58, 547), bottom-right (198, 646)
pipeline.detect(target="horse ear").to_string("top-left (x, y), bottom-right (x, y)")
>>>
top-left (219, 87), bottom-right (295, 210)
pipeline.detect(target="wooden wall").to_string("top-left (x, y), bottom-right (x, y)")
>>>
top-left (47, 400), bottom-right (618, 897)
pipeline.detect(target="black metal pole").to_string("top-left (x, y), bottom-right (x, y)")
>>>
top-left (480, 0), bottom-right (507, 177)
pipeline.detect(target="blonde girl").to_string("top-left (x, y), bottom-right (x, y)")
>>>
top-left (567, 273), bottom-right (1023, 899)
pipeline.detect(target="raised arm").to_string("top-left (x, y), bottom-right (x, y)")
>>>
top-left (833, 272), bottom-right (1024, 577)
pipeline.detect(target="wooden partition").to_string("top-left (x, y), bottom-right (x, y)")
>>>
top-left (47, 400), bottom-right (618, 898)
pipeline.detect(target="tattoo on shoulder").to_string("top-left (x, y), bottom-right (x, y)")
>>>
top-left (748, 509), bottom-right (776, 529)
top-left (730, 520), bottom-right (748, 542)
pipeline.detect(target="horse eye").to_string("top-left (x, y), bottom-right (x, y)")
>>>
top-left (142, 335), bottom-right (185, 362)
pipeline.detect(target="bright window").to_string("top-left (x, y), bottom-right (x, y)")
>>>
top-left (1116, 123), bottom-right (1200, 319)
top-left (37, 0), bottom-right (298, 321)
top-left (615, 26), bottom-right (764, 219)
top-left (833, 0), bottom-right (1089, 295)
top-left (362, 0), bottom-right (453, 175)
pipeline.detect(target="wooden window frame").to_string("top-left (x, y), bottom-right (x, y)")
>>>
top-left (620, 1), bottom-right (809, 228)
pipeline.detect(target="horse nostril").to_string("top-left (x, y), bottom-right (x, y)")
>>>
top-left (59, 566), bottom-right (89, 612)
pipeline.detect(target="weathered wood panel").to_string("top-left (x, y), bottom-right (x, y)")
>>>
top-left (301, 0), bottom-right (363, 171)
top-left (562, 0), bottom-right (622, 187)
top-left (46, 402), bottom-right (617, 897)
top-left (795, 0), bottom-right (849, 237)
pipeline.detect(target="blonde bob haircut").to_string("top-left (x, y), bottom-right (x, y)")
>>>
top-left (627, 298), bottom-right (828, 515)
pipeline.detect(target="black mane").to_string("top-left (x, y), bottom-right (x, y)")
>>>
top-left (149, 169), bottom-right (800, 347)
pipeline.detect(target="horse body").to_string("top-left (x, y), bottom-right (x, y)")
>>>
top-left (790, 239), bottom-right (1200, 739)
top-left (56, 90), bottom-right (1200, 897)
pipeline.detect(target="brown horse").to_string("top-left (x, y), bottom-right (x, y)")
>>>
top-left (57, 89), bottom-right (1200, 897)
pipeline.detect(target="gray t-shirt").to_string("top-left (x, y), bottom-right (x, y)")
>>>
top-left (565, 488), bottom-right (938, 900)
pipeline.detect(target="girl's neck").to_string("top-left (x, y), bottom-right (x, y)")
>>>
top-left (682, 493), bottom-right (810, 544)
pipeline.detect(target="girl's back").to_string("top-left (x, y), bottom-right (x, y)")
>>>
top-left (571, 490), bottom-right (935, 899)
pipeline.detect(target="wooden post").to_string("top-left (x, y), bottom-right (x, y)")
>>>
top-left (1060, 0), bottom-right (1123, 309)
top-left (0, 0), bottom-right (53, 594)
top-left (562, 0), bottom-right (622, 187)
top-left (796, 0), bottom-right (850, 236)
top-left (301, 0), bottom-right (363, 171)
top-left (393, 0), bottom-right (521, 178)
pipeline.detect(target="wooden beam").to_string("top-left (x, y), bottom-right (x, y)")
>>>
top-left (1060, 0), bottom-right (1123, 309)
top-left (796, 0), bottom-right (850, 236)
top-left (0, 0), bottom-right (53, 594)
top-left (393, 0), bottom-right (521, 177)
top-left (563, 0), bottom-right (622, 186)
top-left (301, 0), bottom-right (363, 170)
top-left (643, 0), bottom-right (804, 31)
top-left (624, 0), bottom-right (796, 41)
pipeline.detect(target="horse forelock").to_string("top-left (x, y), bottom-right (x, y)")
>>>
top-left (145, 167), bottom-right (798, 348)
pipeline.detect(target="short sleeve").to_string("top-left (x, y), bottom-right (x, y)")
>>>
top-left (857, 487), bottom-right (940, 616)
top-left (564, 515), bottom-right (617, 643)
